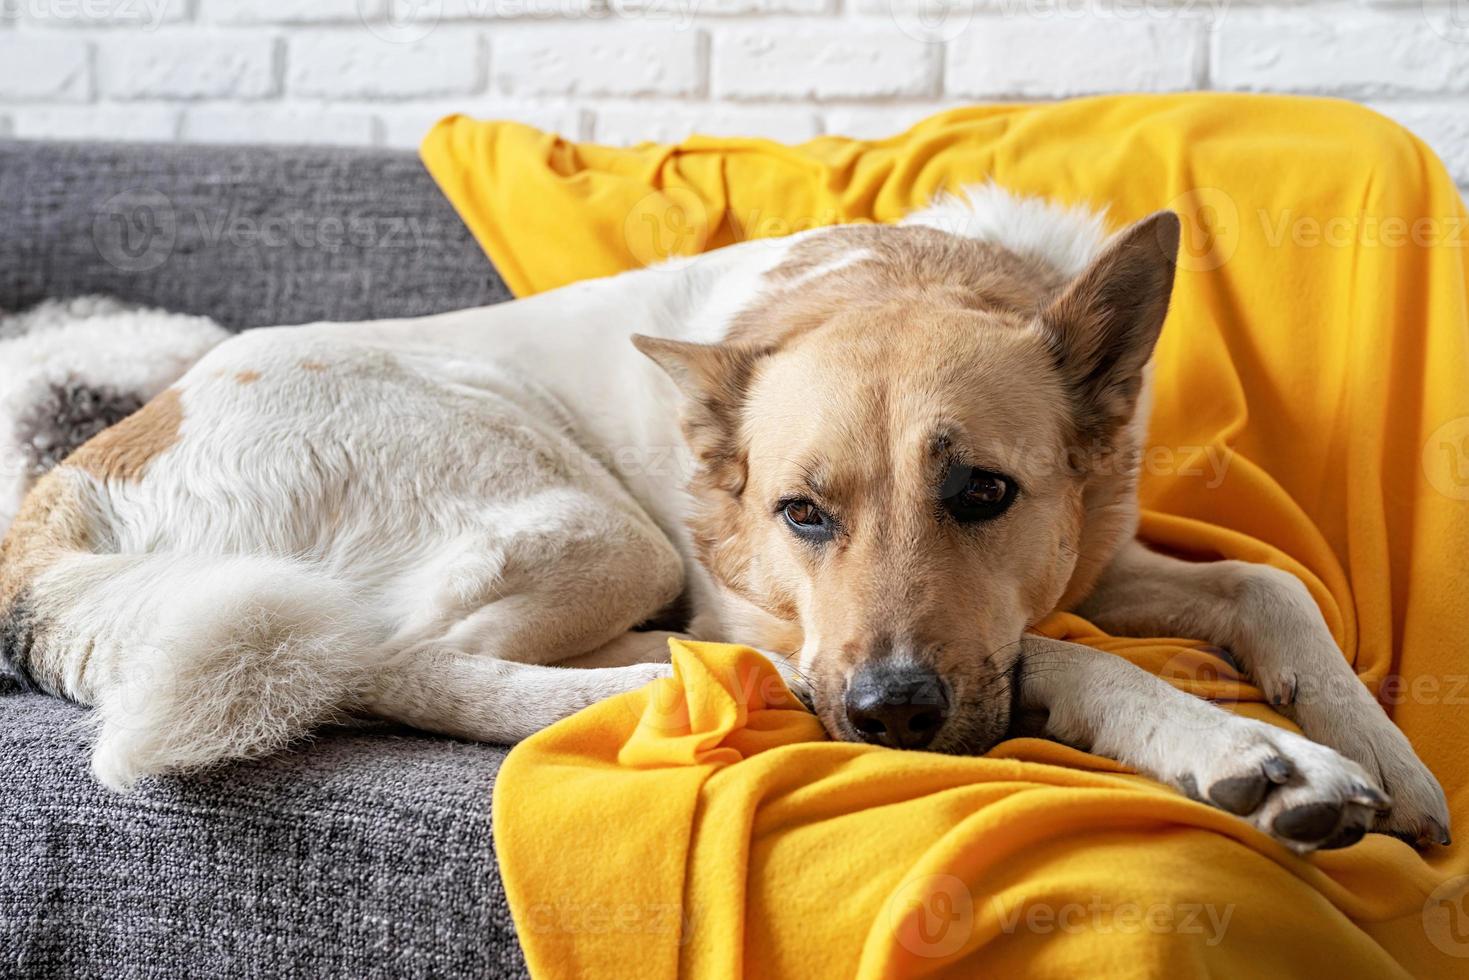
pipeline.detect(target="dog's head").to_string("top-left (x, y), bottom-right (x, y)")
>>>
top-left (636, 210), bottom-right (1180, 753)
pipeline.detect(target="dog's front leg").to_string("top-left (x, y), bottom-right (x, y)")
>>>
top-left (1075, 539), bottom-right (1449, 846)
top-left (1018, 635), bottom-right (1391, 853)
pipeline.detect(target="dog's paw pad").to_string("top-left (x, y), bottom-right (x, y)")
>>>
top-left (1208, 772), bottom-right (1272, 815)
top-left (1272, 801), bottom-right (1347, 842)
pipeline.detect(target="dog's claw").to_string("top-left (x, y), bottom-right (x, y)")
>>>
top-left (1348, 782), bottom-right (1391, 810)
top-left (1429, 819), bottom-right (1452, 847)
top-left (1263, 756), bottom-right (1293, 784)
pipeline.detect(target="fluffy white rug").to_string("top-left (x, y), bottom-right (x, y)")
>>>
top-left (0, 297), bottom-right (227, 537)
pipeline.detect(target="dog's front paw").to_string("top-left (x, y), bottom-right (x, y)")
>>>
top-left (1347, 729), bottom-right (1451, 848)
top-left (1171, 719), bottom-right (1391, 854)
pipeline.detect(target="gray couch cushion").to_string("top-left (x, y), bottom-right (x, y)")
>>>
top-left (0, 681), bottom-right (529, 979)
top-left (0, 139), bottom-right (512, 330)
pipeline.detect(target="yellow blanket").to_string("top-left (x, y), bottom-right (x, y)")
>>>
top-left (422, 94), bottom-right (1469, 977)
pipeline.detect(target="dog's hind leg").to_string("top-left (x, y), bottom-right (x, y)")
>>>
top-left (365, 643), bottom-right (674, 743)
top-left (364, 486), bottom-right (689, 742)
top-left (1075, 538), bottom-right (1449, 846)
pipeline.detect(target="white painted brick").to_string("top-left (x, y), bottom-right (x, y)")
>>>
top-left (377, 100), bottom-right (585, 147)
top-left (97, 34), bottom-right (278, 100)
top-left (1370, 101), bottom-right (1469, 185)
top-left (612, 0), bottom-right (830, 16)
top-left (494, 27), bottom-right (703, 97)
top-left (823, 102), bottom-right (952, 140)
top-left (594, 104), bottom-right (820, 144)
top-left (181, 103), bottom-right (378, 144)
top-left (0, 34), bottom-right (91, 102)
top-left (390, 0), bottom-right (598, 19)
top-left (712, 28), bottom-right (936, 100)
top-left (946, 17), bottom-right (1202, 97)
top-left (13, 103), bottom-right (178, 139)
top-left (287, 30), bottom-right (484, 99)
top-left (1213, 14), bottom-right (1469, 96)
top-left (201, 0), bottom-right (382, 24)
top-left (18, 0), bottom-right (189, 29)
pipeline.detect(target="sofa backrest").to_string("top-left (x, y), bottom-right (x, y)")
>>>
top-left (0, 139), bottom-right (511, 330)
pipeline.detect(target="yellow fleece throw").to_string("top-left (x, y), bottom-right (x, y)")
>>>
top-left (421, 94), bottom-right (1469, 978)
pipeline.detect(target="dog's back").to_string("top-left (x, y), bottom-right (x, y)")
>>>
top-left (0, 323), bottom-right (683, 789)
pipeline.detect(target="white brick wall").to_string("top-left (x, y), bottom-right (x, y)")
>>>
top-left (0, 0), bottom-right (1465, 191)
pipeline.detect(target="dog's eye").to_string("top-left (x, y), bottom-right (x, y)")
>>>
top-left (941, 466), bottom-right (1017, 523)
top-left (781, 499), bottom-right (834, 542)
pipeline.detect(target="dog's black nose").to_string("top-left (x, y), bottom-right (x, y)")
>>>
top-left (844, 661), bottom-right (949, 750)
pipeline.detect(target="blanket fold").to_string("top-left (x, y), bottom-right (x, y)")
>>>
top-left (432, 94), bottom-right (1469, 977)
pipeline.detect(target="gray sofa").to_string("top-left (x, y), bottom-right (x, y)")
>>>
top-left (0, 139), bottom-right (530, 978)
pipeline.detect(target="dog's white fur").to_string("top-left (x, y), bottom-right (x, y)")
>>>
top-left (1, 186), bottom-right (1447, 853)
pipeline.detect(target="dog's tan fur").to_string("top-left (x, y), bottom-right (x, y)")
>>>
top-left (69, 387), bottom-right (183, 484)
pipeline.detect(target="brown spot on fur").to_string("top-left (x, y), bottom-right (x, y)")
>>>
top-left (301, 361), bottom-right (329, 373)
top-left (235, 370), bottom-right (261, 385)
top-left (70, 388), bottom-right (183, 483)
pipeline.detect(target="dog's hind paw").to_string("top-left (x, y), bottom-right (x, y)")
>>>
top-left (1170, 718), bottom-right (1393, 854)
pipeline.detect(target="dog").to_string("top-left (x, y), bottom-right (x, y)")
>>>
top-left (0, 186), bottom-right (1448, 854)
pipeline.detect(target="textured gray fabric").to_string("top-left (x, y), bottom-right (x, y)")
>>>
top-left (0, 139), bottom-right (530, 977)
top-left (0, 139), bottom-right (512, 329)
top-left (0, 682), bottom-right (530, 980)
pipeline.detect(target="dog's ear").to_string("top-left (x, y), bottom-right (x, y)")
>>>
top-left (632, 335), bottom-right (770, 492)
top-left (1039, 210), bottom-right (1181, 441)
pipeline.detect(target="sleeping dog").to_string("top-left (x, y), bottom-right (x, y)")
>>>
top-left (0, 186), bottom-right (1447, 852)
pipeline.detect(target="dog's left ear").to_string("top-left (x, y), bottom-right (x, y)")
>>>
top-left (632, 335), bottom-right (771, 492)
top-left (1039, 210), bottom-right (1181, 440)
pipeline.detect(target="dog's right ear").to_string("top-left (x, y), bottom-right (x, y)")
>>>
top-left (632, 335), bottom-right (771, 491)
top-left (1038, 210), bottom-right (1181, 442)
